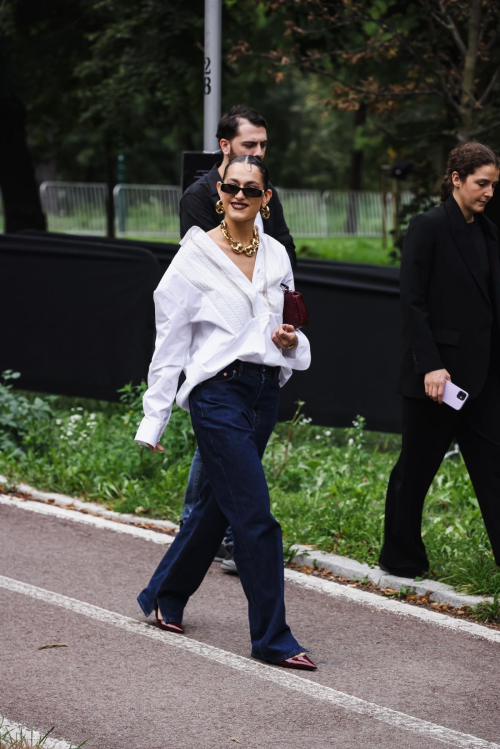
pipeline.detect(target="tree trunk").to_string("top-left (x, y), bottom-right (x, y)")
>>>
top-left (105, 139), bottom-right (116, 238)
top-left (458, 0), bottom-right (481, 142)
top-left (344, 104), bottom-right (366, 235)
top-left (0, 93), bottom-right (46, 233)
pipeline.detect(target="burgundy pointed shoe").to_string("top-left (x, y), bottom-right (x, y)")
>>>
top-left (155, 606), bottom-right (184, 634)
top-left (278, 654), bottom-right (317, 671)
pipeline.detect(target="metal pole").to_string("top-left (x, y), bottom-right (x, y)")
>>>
top-left (117, 150), bottom-right (127, 234)
top-left (392, 177), bottom-right (400, 245)
top-left (204, 0), bottom-right (222, 152)
top-left (381, 165), bottom-right (389, 250)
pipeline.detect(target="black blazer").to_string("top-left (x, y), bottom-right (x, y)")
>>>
top-left (399, 195), bottom-right (500, 400)
top-left (179, 163), bottom-right (297, 269)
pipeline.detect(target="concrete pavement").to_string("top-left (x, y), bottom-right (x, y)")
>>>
top-left (1, 498), bottom-right (500, 748)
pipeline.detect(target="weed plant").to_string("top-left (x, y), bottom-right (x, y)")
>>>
top-left (1, 374), bottom-right (499, 597)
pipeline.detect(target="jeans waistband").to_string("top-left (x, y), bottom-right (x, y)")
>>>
top-left (230, 360), bottom-right (281, 379)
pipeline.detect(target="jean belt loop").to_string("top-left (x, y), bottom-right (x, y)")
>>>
top-left (238, 360), bottom-right (244, 377)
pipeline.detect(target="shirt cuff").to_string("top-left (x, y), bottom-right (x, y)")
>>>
top-left (282, 332), bottom-right (311, 370)
top-left (135, 416), bottom-right (167, 449)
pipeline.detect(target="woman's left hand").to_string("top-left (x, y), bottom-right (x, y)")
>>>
top-left (272, 323), bottom-right (297, 350)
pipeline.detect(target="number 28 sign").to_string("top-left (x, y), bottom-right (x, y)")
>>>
top-left (204, 57), bottom-right (211, 95)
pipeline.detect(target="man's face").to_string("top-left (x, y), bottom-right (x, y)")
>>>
top-left (221, 119), bottom-right (268, 162)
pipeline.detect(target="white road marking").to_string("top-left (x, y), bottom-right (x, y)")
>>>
top-left (2, 493), bottom-right (499, 644)
top-left (0, 716), bottom-right (77, 749)
top-left (1, 575), bottom-right (498, 749)
top-left (0, 494), bottom-right (173, 546)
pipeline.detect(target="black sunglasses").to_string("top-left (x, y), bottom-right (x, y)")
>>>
top-left (220, 182), bottom-right (265, 199)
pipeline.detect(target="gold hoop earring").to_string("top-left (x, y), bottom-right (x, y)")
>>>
top-left (261, 204), bottom-right (270, 220)
top-left (215, 199), bottom-right (224, 215)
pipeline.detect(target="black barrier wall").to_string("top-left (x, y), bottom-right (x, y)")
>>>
top-left (1, 233), bottom-right (402, 432)
top-left (1, 236), bottom-right (160, 401)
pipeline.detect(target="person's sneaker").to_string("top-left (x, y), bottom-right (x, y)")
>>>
top-left (213, 543), bottom-right (227, 563)
top-left (220, 546), bottom-right (238, 575)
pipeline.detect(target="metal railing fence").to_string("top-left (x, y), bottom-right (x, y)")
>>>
top-left (40, 182), bottom-right (108, 235)
top-left (276, 188), bottom-right (327, 238)
top-left (324, 191), bottom-right (384, 237)
top-left (34, 182), bottom-right (413, 238)
top-left (113, 184), bottom-right (181, 238)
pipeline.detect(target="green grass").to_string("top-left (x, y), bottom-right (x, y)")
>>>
top-left (0, 717), bottom-right (88, 749)
top-left (1, 376), bottom-right (499, 598)
top-left (125, 235), bottom-right (394, 266)
top-left (294, 237), bottom-right (392, 265)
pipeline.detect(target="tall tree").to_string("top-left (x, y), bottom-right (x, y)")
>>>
top-left (247, 0), bottom-right (500, 148)
top-left (0, 0), bottom-right (205, 234)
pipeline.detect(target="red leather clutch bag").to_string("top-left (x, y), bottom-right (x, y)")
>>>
top-left (281, 283), bottom-right (309, 328)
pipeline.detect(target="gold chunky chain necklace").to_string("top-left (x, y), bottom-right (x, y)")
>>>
top-left (220, 220), bottom-right (259, 257)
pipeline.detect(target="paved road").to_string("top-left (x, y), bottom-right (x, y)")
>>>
top-left (1, 499), bottom-right (499, 749)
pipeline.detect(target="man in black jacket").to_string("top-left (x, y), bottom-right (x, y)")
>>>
top-left (379, 143), bottom-right (500, 578)
top-left (179, 105), bottom-right (296, 573)
top-left (180, 104), bottom-right (296, 268)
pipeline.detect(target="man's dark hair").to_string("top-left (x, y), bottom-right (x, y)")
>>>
top-left (216, 105), bottom-right (267, 143)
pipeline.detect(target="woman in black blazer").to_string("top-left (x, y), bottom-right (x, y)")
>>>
top-left (379, 142), bottom-right (500, 578)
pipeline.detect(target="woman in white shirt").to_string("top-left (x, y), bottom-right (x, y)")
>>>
top-left (135, 155), bottom-right (316, 671)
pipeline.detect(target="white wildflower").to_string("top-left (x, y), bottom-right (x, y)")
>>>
top-left (315, 435), bottom-right (321, 440)
top-left (325, 430), bottom-right (331, 436)
top-left (55, 419), bottom-right (62, 425)
top-left (77, 407), bottom-right (83, 411)
top-left (89, 413), bottom-right (96, 420)
top-left (348, 438), bottom-right (354, 446)
top-left (66, 430), bottom-right (73, 437)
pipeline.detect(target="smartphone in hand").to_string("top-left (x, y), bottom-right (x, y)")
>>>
top-left (442, 381), bottom-right (469, 410)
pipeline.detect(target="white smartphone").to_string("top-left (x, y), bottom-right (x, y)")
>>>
top-left (442, 380), bottom-right (469, 410)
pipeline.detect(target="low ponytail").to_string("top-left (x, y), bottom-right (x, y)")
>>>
top-left (440, 173), bottom-right (453, 203)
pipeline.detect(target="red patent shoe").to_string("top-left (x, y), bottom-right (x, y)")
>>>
top-left (154, 605), bottom-right (184, 634)
top-left (278, 653), bottom-right (317, 670)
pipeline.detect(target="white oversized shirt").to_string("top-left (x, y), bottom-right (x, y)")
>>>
top-left (135, 226), bottom-right (311, 448)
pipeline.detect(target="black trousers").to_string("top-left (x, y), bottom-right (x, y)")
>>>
top-left (379, 372), bottom-right (500, 576)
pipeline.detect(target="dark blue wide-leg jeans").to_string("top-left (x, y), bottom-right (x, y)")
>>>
top-left (137, 361), bottom-right (306, 664)
top-left (181, 446), bottom-right (234, 548)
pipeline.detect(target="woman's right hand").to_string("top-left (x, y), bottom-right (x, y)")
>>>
top-left (146, 443), bottom-right (165, 454)
top-left (424, 369), bottom-right (451, 403)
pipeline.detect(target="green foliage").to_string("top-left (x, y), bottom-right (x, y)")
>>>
top-left (0, 372), bottom-right (55, 456)
top-left (466, 591), bottom-right (500, 624)
top-left (1, 0), bottom-right (403, 189)
top-left (383, 584), bottom-right (415, 600)
top-left (2, 388), bottom-right (500, 596)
